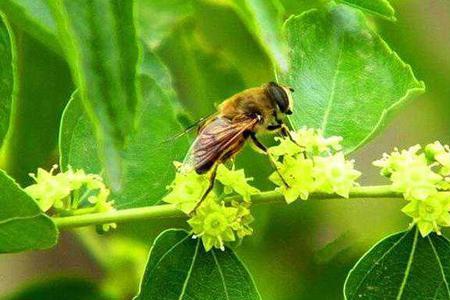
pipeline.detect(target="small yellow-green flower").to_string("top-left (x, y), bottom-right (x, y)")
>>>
top-left (230, 202), bottom-right (254, 239)
top-left (188, 198), bottom-right (237, 251)
top-left (402, 192), bottom-right (450, 236)
top-left (374, 145), bottom-right (443, 200)
top-left (313, 153), bottom-right (361, 198)
top-left (269, 156), bottom-right (314, 203)
top-left (268, 127), bottom-right (343, 158)
top-left (216, 165), bottom-right (260, 202)
top-left (268, 128), bottom-right (357, 202)
top-left (292, 127), bottom-right (342, 155)
top-left (373, 145), bottom-right (423, 176)
top-left (390, 163), bottom-right (441, 201)
top-left (268, 137), bottom-right (303, 158)
top-left (25, 165), bottom-right (72, 211)
top-left (425, 141), bottom-right (449, 163)
top-left (437, 177), bottom-right (450, 191)
top-left (431, 142), bottom-right (450, 177)
top-left (163, 164), bottom-right (210, 214)
top-left (25, 165), bottom-right (115, 220)
top-left (375, 143), bottom-right (450, 236)
top-left (425, 142), bottom-right (450, 187)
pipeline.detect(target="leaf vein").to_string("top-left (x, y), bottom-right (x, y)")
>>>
top-left (351, 230), bottom-right (411, 299)
top-left (321, 38), bottom-right (344, 132)
top-left (396, 228), bottom-right (418, 300)
top-left (0, 213), bottom-right (42, 226)
top-left (212, 249), bottom-right (230, 300)
top-left (428, 236), bottom-right (450, 298)
top-left (178, 239), bottom-right (199, 300)
top-left (143, 234), bottom-right (191, 289)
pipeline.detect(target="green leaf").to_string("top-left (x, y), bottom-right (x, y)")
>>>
top-left (0, 14), bottom-right (14, 147)
top-left (135, 229), bottom-right (261, 300)
top-left (59, 91), bottom-right (99, 175)
top-left (59, 50), bottom-right (190, 209)
top-left (157, 21), bottom-right (246, 119)
top-left (282, 5), bottom-right (425, 153)
top-left (49, 0), bottom-right (140, 191)
top-left (0, 170), bottom-right (57, 253)
top-left (344, 228), bottom-right (450, 299)
top-left (140, 45), bottom-right (173, 92)
top-left (230, 0), bottom-right (288, 71)
top-left (5, 277), bottom-right (109, 300)
top-left (337, 0), bottom-right (396, 21)
top-left (0, 30), bottom-right (72, 185)
top-left (137, 0), bottom-right (193, 49)
top-left (194, 0), bottom-right (273, 86)
top-left (0, 0), bottom-right (60, 55)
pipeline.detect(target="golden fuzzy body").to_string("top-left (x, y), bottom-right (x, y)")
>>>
top-left (218, 86), bottom-right (277, 132)
top-left (184, 82), bottom-right (294, 174)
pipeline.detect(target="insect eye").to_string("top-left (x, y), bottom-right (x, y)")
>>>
top-left (267, 82), bottom-right (290, 113)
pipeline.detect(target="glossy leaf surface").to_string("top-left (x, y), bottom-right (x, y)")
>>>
top-left (345, 228), bottom-right (450, 299)
top-left (282, 4), bottom-right (424, 152)
top-left (135, 229), bottom-right (261, 300)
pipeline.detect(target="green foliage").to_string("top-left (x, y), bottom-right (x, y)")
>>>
top-left (137, 0), bottom-right (193, 49)
top-left (157, 21), bottom-right (246, 119)
top-left (5, 277), bottom-right (109, 300)
top-left (0, 169), bottom-right (57, 253)
top-left (0, 14), bottom-right (13, 147)
top-left (282, 4), bottom-right (425, 153)
top-left (135, 229), bottom-right (261, 300)
top-left (344, 228), bottom-right (450, 299)
top-left (231, 0), bottom-right (288, 71)
top-left (59, 51), bottom-right (190, 209)
top-left (49, 0), bottom-right (140, 191)
top-left (0, 0), bottom-right (60, 55)
top-left (194, 0), bottom-right (273, 86)
top-left (0, 31), bottom-right (72, 184)
top-left (0, 1), bottom-right (444, 299)
top-left (336, 0), bottom-right (396, 21)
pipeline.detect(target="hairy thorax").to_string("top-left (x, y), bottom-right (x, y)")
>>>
top-left (219, 87), bottom-right (276, 131)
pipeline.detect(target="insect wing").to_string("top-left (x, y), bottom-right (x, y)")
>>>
top-left (181, 116), bottom-right (257, 174)
top-left (160, 112), bottom-right (217, 145)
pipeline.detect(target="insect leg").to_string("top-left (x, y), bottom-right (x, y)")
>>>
top-left (278, 124), bottom-right (308, 158)
top-left (249, 133), bottom-right (290, 188)
top-left (189, 164), bottom-right (218, 215)
top-left (268, 121), bottom-right (297, 145)
top-left (266, 124), bottom-right (282, 131)
top-left (279, 123), bottom-right (296, 141)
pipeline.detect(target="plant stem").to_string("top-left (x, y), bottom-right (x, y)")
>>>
top-left (53, 185), bottom-right (402, 230)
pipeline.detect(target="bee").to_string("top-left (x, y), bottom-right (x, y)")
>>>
top-left (183, 81), bottom-right (295, 213)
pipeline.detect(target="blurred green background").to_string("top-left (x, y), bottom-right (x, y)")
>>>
top-left (0, 0), bottom-right (449, 299)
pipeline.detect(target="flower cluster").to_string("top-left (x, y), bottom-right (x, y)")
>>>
top-left (163, 162), bottom-right (257, 251)
top-left (268, 127), bottom-right (361, 203)
top-left (216, 164), bottom-right (260, 202)
top-left (25, 165), bottom-right (116, 230)
top-left (373, 142), bottom-right (450, 236)
top-left (188, 197), bottom-right (253, 251)
top-left (162, 162), bottom-right (211, 214)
